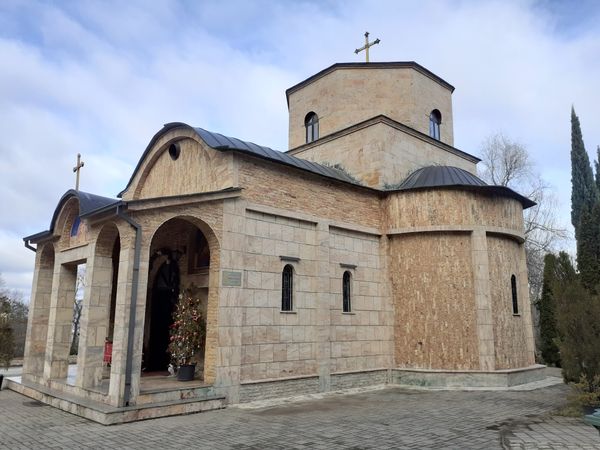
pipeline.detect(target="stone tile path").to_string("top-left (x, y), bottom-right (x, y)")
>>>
top-left (0, 383), bottom-right (598, 449)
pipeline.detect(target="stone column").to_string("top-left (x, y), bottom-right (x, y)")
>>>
top-left (471, 228), bottom-right (495, 371)
top-left (315, 222), bottom-right (331, 392)
top-left (213, 199), bottom-right (244, 402)
top-left (108, 239), bottom-right (137, 406)
top-left (43, 263), bottom-right (77, 381)
top-left (22, 245), bottom-right (54, 381)
top-left (75, 254), bottom-right (113, 389)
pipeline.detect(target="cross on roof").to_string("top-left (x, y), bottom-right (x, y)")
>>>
top-left (354, 31), bottom-right (381, 63)
top-left (73, 153), bottom-right (84, 191)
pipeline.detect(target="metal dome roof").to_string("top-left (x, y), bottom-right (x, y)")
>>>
top-left (393, 165), bottom-right (535, 209)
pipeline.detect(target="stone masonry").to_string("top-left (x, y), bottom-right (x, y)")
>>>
top-left (17, 60), bottom-right (541, 420)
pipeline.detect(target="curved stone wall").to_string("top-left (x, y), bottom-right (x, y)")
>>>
top-left (386, 188), bottom-right (534, 371)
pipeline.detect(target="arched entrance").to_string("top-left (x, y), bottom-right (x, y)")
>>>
top-left (76, 222), bottom-right (120, 389)
top-left (23, 242), bottom-right (55, 380)
top-left (143, 217), bottom-right (211, 376)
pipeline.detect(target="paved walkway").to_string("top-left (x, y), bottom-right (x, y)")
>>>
top-left (0, 383), bottom-right (598, 449)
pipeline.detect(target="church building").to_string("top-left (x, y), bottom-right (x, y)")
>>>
top-left (12, 60), bottom-right (542, 424)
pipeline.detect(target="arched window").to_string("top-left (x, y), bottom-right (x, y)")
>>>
top-left (282, 264), bottom-right (294, 311)
top-left (429, 109), bottom-right (441, 140)
top-left (305, 112), bottom-right (319, 143)
top-left (70, 216), bottom-right (81, 237)
top-left (511, 274), bottom-right (519, 315)
top-left (342, 271), bottom-right (352, 313)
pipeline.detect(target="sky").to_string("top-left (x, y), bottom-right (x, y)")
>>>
top-left (1, 0), bottom-right (599, 301)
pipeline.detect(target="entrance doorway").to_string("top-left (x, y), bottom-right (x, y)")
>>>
top-left (143, 217), bottom-right (210, 376)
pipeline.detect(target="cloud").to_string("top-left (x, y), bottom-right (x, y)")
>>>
top-left (1, 0), bottom-right (599, 298)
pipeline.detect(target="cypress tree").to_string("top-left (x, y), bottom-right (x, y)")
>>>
top-left (577, 201), bottom-right (600, 293)
top-left (555, 276), bottom-right (600, 384)
top-left (595, 146), bottom-right (600, 192)
top-left (570, 107), bottom-right (598, 237)
top-left (537, 253), bottom-right (560, 366)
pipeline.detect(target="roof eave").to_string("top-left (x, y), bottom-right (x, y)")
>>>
top-left (285, 62), bottom-right (455, 107)
top-left (23, 230), bottom-right (53, 243)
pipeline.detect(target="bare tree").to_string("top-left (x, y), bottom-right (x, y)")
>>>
top-left (0, 275), bottom-right (28, 366)
top-left (479, 133), bottom-right (568, 301)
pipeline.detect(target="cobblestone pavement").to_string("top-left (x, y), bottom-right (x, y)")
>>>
top-left (1, 384), bottom-right (598, 449)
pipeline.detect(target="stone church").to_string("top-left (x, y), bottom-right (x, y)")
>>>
top-left (12, 61), bottom-right (542, 424)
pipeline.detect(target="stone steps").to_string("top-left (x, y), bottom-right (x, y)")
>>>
top-left (4, 377), bottom-right (226, 425)
top-left (136, 383), bottom-right (219, 405)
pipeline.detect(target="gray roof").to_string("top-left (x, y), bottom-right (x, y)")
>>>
top-left (24, 190), bottom-right (120, 242)
top-left (118, 123), bottom-right (363, 197)
top-left (393, 166), bottom-right (535, 209)
top-left (397, 165), bottom-right (487, 190)
top-left (193, 127), bottom-right (360, 184)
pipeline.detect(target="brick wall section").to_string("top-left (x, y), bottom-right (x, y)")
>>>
top-left (330, 370), bottom-right (389, 390)
top-left (389, 232), bottom-right (480, 370)
top-left (239, 370), bottom-right (389, 402)
top-left (239, 377), bottom-right (320, 402)
top-left (239, 156), bottom-right (382, 229)
top-left (487, 235), bottom-right (535, 369)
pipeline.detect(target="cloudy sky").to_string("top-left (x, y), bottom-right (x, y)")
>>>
top-left (1, 0), bottom-right (599, 300)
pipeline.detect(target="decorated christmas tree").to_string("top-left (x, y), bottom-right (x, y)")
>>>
top-left (168, 284), bottom-right (206, 367)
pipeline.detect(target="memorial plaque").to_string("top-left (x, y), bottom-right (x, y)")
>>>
top-left (222, 270), bottom-right (242, 287)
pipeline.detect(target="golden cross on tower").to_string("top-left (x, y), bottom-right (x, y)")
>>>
top-left (73, 153), bottom-right (84, 191)
top-left (354, 31), bottom-right (380, 63)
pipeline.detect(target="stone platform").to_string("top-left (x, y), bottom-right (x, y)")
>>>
top-left (392, 364), bottom-right (548, 389)
top-left (4, 376), bottom-right (225, 425)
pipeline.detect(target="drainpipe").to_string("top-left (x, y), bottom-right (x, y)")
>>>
top-left (116, 204), bottom-right (141, 407)
top-left (23, 239), bottom-right (36, 252)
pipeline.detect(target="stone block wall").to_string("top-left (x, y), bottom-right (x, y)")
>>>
top-left (287, 66), bottom-right (454, 149)
top-left (287, 120), bottom-right (476, 189)
top-left (238, 208), bottom-right (320, 381)
top-left (328, 227), bottom-right (393, 373)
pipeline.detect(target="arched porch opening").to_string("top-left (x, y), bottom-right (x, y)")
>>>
top-left (22, 242), bottom-right (55, 381)
top-left (143, 216), bottom-right (217, 381)
top-left (75, 222), bottom-right (120, 390)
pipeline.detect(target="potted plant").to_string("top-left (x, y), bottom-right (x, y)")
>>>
top-left (168, 284), bottom-right (206, 381)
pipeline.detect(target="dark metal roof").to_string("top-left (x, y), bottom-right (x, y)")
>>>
top-left (23, 190), bottom-right (120, 243)
top-left (398, 165), bottom-right (487, 190)
top-left (286, 62), bottom-right (455, 105)
top-left (193, 127), bottom-right (360, 183)
top-left (392, 166), bottom-right (535, 209)
top-left (118, 122), bottom-right (364, 197)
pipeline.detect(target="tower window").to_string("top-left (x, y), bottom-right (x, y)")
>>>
top-left (305, 112), bottom-right (319, 143)
top-left (342, 271), bottom-right (352, 313)
top-left (511, 274), bottom-right (519, 315)
top-left (282, 264), bottom-right (294, 311)
top-left (429, 109), bottom-right (441, 140)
